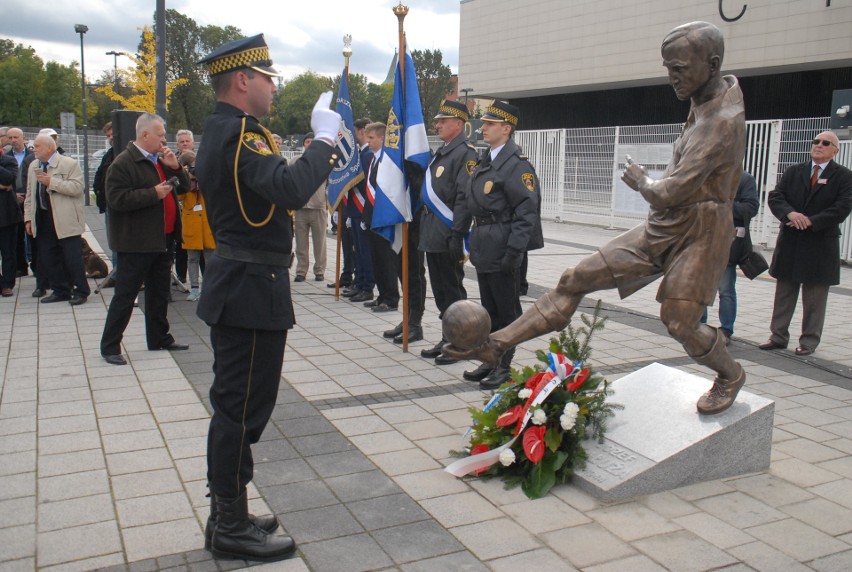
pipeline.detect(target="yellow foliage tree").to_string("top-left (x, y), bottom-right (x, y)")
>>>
top-left (97, 26), bottom-right (187, 112)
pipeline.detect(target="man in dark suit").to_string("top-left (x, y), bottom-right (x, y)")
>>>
top-left (759, 131), bottom-right (852, 356)
top-left (195, 34), bottom-right (340, 562)
top-left (100, 113), bottom-right (190, 365)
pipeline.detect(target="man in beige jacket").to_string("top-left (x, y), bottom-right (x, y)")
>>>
top-left (293, 132), bottom-right (328, 282)
top-left (24, 134), bottom-right (89, 305)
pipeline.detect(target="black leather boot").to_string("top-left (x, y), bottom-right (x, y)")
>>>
top-left (205, 491), bottom-right (280, 550)
top-left (463, 362), bottom-right (493, 382)
top-left (480, 349), bottom-right (515, 390)
top-left (210, 491), bottom-right (295, 562)
top-left (421, 338), bottom-right (446, 359)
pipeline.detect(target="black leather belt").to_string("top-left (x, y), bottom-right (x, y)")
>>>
top-left (216, 243), bottom-right (292, 267)
top-left (474, 213), bottom-right (508, 226)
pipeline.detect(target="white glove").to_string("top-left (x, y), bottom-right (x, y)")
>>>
top-left (332, 211), bottom-right (338, 225)
top-left (360, 221), bottom-right (367, 231)
top-left (345, 217), bottom-right (352, 229)
top-left (311, 91), bottom-right (341, 144)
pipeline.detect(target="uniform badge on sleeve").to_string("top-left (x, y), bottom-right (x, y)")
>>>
top-left (521, 172), bottom-right (536, 192)
top-left (241, 132), bottom-right (273, 156)
top-left (466, 160), bottom-right (476, 175)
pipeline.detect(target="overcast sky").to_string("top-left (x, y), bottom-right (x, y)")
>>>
top-left (2, 0), bottom-right (461, 84)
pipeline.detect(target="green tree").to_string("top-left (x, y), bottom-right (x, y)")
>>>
top-left (157, 10), bottom-right (243, 132)
top-left (38, 61), bottom-right (89, 127)
top-left (0, 43), bottom-right (46, 125)
top-left (411, 49), bottom-right (453, 133)
top-left (330, 73), bottom-right (393, 124)
top-left (270, 71), bottom-right (332, 136)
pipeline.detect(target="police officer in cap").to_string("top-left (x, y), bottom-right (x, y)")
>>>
top-left (453, 101), bottom-right (542, 389)
top-left (419, 99), bottom-right (477, 364)
top-left (195, 34), bottom-right (341, 562)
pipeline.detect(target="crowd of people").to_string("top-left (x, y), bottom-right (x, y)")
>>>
top-left (0, 21), bottom-right (850, 564)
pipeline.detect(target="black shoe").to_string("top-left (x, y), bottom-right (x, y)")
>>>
top-left (394, 325), bottom-right (423, 344)
top-left (151, 342), bottom-right (190, 351)
top-left (32, 288), bottom-right (46, 298)
top-left (384, 323), bottom-right (403, 339)
top-left (314, 274), bottom-right (324, 282)
top-left (210, 492), bottom-right (296, 562)
top-left (435, 354), bottom-right (458, 365)
top-left (480, 367), bottom-right (511, 390)
top-left (41, 293), bottom-right (71, 303)
top-left (363, 299), bottom-right (378, 307)
top-left (294, 275), bottom-right (306, 282)
top-left (327, 280), bottom-right (351, 289)
top-left (69, 294), bottom-right (87, 306)
top-left (372, 303), bottom-right (397, 313)
top-left (205, 492), bottom-right (279, 551)
top-left (103, 354), bottom-right (127, 366)
top-left (350, 290), bottom-right (373, 302)
top-left (341, 287), bottom-right (360, 298)
top-left (420, 339), bottom-right (445, 359)
top-left (463, 363), bottom-right (492, 382)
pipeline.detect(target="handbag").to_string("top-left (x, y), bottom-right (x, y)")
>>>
top-left (739, 249), bottom-right (768, 280)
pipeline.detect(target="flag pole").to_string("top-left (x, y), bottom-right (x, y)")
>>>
top-left (393, 1), bottom-right (410, 352)
top-left (332, 35), bottom-right (353, 301)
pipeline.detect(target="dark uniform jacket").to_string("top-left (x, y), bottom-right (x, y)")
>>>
top-left (0, 153), bottom-right (21, 228)
top-left (93, 147), bottom-right (115, 214)
top-left (195, 101), bottom-right (335, 331)
top-left (768, 159), bottom-right (852, 285)
top-left (106, 142), bottom-right (188, 253)
top-left (419, 133), bottom-right (476, 253)
top-left (455, 139), bottom-right (543, 273)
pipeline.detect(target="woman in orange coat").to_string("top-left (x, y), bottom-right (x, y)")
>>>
top-left (179, 151), bottom-right (215, 301)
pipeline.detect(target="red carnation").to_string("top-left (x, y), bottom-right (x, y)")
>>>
top-left (522, 426), bottom-right (547, 464)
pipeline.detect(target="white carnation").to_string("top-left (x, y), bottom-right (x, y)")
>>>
top-left (518, 388), bottom-right (533, 399)
top-left (563, 402), bottom-right (580, 418)
top-left (532, 408), bottom-right (547, 425)
top-left (499, 448), bottom-right (516, 466)
top-left (560, 414), bottom-right (576, 431)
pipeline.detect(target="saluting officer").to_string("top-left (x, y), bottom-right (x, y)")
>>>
top-left (195, 35), bottom-right (341, 563)
top-left (453, 101), bottom-right (542, 389)
top-left (419, 99), bottom-right (477, 364)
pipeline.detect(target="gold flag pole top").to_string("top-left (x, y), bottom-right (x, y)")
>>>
top-left (393, 2), bottom-right (411, 352)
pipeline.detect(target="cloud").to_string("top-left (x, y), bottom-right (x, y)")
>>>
top-left (0, 0), bottom-right (459, 84)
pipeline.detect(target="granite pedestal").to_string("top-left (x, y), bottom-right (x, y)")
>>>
top-left (574, 362), bottom-right (774, 502)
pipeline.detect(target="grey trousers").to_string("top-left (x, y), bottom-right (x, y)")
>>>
top-left (769, 279), bottom-right (830, 351)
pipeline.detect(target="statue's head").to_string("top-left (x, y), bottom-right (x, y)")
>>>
top-left (661, 22), bottom-right (725, 101)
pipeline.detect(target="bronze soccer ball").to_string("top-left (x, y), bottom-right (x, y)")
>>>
top-left (442, 300), bottom-right (491, 350)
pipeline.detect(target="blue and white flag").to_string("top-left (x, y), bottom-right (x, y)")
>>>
top-left (327, 69), bottom-right (364, 210)
top-left (372, 47), bottom-right (430, 252)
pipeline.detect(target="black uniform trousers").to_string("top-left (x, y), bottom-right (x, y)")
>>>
top-left (35, 208), bottom-right (89, 297)
top-left (477, 268), bottom-right (522, 332)
top-left (400, 215), bottom-right (426, 325)
top-left (0, 223), bottom-right (16, 289)
top-left (370, 231), bottom-right (399, 307)
top-left (100, 239), bottom-right (175, 356)
top-left (340, 210), bottom-right (355, 283)
top-left (207, 324), bottom-right (286, 498)
top-left (426, 250), bottom-right (466, 318)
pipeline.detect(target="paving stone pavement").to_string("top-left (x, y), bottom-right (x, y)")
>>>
top-left (1, 207), bottom-right (851, 571)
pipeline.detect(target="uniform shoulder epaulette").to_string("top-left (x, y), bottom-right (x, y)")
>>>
top-left (519, 154), bottom-right (529, 161)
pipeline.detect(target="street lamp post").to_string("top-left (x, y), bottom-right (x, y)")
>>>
top-left (105, 50), bottom-right (124, 86)
top-left (75, 24), bottom-right (90, 205)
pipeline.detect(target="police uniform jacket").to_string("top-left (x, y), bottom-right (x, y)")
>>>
top-left (195, 101), bottom-right (335, 331)
top-left (768, 159), bottom-right (852, 285)
top-left (455, 139), bottom-right (543, 273)
top-left (419, 133), bottom-right (476, 253)
top-left (105, 142), bottom-right (188, 252)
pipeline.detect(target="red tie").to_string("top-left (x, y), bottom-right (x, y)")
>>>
top-left (810, 164), bottom-right (820, 189)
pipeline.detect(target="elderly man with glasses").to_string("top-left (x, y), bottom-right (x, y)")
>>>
top-left (759, 131), bottom-right (852, 356)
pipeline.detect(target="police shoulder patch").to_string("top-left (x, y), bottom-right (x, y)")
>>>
top-left (241, 131), bottom-right (273, 156)
top-left (466, 160), bottom-right (477, 175)
top-left (521, 172), bottom-right (536, 192)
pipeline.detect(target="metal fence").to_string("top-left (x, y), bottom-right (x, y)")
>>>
top-left (516, 117), bottom-right (852, 262)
